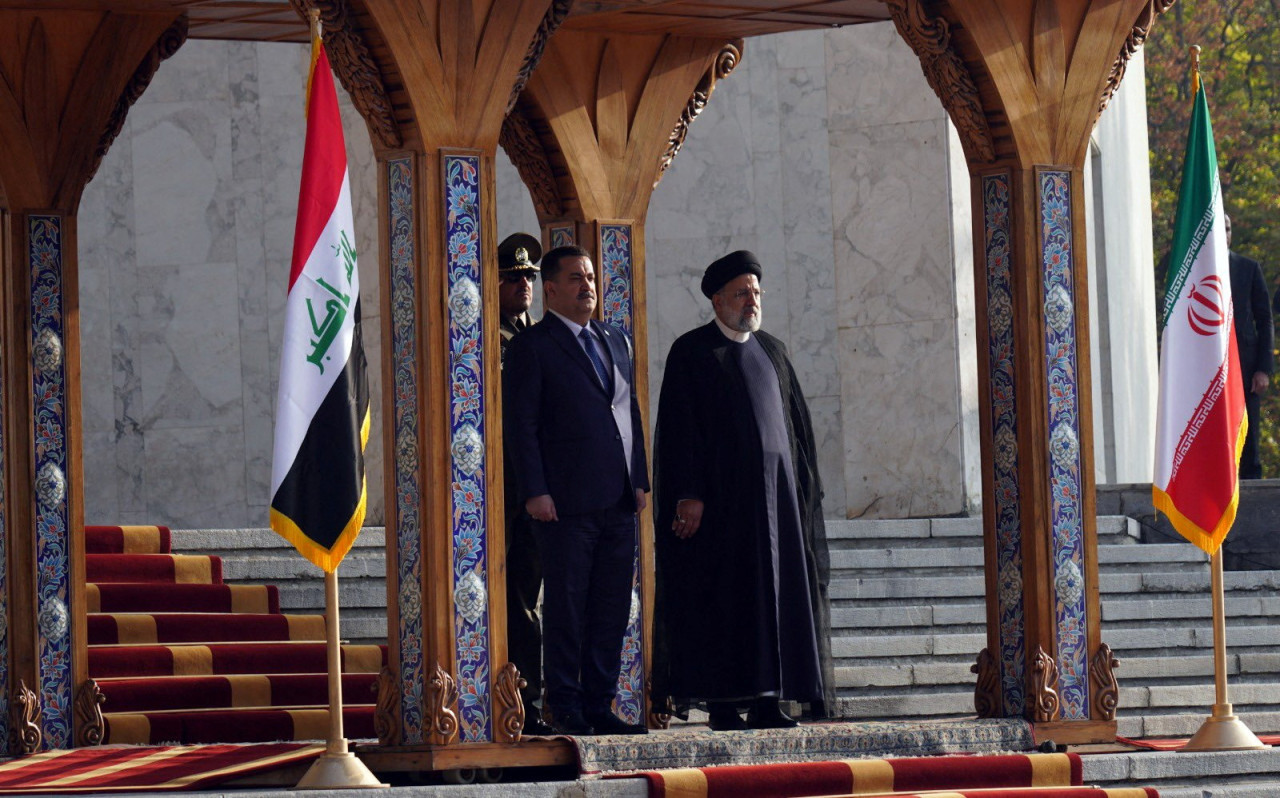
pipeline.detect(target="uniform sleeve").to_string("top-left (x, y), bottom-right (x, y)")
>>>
top-left (503, 333), bottom-right (547, 502)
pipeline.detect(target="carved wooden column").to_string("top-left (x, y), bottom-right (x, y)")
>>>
top-left (503, 30), bottom-right (742, 726)
top-left (0, 8), bottom-right (186, 751)
top-left (340, 0), bottom-right (555, 750)
top-left (888, 0), bottom-right (1167, 743)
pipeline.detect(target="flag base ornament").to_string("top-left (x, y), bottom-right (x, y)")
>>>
top-left (295, 745), bottom-right (387, 789)
top-left (1183, 705), bottom-right (1268, 752)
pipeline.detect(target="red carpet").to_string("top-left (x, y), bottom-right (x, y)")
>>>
top-left (0, 743), bottom-right (323, 793)
top-left (1117, 734), bottom-right (1280, 751)
top-left (624, 753), bottom-right (1086, 797)
top-left (82, 525), bottom-right (383, 744)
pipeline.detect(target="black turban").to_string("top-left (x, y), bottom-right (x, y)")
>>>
top-left (701, 250), bottom-right (762, 298)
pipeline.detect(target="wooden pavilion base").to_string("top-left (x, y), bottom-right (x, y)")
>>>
top-left (1033, 720), bottom-right (1119, 747)
top-left (354, 739), bottom-right (576, 772)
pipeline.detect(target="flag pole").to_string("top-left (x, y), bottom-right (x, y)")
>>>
top-left (1183, 549), bottom-right (1267, 751)
top-left (293, 9), bottom-right (385, 787)
top-left (1177, 42), bottom-right (1266, 754)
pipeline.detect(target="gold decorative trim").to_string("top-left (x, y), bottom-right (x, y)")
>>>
top-left (1096, 0), bottom-right (1176, 119)
top-left (493, 662), bottom-right (526, 743)
top-left (1089, 643), bottom-right (1120, 721)
top-left (74, 680), bottom-right (107, 747)
top-left (373, 665), bottom-right (401, 746)
top-left (499, 109), bottom-right (564, 219)
top-left (88, 15), bottom-right (189, 183)
top-left (506, 0), bottom-right (573, 115)
top-left (426, 661), bottom-right (459, 745)
top-left (15, 680), bottom-right (42, 755)
top-left (1031, 645), bottom-right (1061, 723)
top-left (654, 40), bottom-right (743, 188)
top-left (289, 0), bottom-right (402, 150)
top-left (971, 648), bottom-right (1001, 719)
top-left (885, 0), bottom-right (996, 163)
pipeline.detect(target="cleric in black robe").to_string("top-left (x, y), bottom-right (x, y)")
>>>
top-left (652, 250), bottom-right (835, 731)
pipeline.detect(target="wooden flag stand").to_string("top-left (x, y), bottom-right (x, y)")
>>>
top-left (1182, 550), bottom-right (1268, 752)
top-left (295, 570), bottom-right (389, 788)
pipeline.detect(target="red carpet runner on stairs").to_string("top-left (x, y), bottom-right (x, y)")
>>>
top-left (85, 525), bottom-right (382, 744)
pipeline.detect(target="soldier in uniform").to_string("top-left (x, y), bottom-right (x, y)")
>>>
top-left (496, 232), bottom-right (552, 734)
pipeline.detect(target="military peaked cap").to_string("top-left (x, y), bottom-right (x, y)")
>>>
top-left (497, 233), bottom-right (542, 274)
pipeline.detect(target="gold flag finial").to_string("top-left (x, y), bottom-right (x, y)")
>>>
top-left (305, 7), bottom-right (323, 111)
top-left (1191, 44), bottom-right (1201, 94)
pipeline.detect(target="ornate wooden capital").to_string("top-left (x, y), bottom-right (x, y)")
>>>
top-left (493, 662), bottom-right (526, 744)
top-left (971, 648), bottom-right (1001, 719)
top-left (289, 0), bottom-right (401, 150)
top-left (654, 40), bottom-right (743, 189)
top-left (87, 14), bottom-right (188, 184)
top-left (885, 0), bottom-right (995, 163)
top-left (372, 666), bottom-right (401, 746)
top-left (74, 679), bottom-right (107, 747)
top-left (1097, 0), bottom-right (1176, 120)
top-left (14, 680), bottom-right (42, 755)
top-left (499, 108), bottom-right (564, 219)
top-left (646, 678), bottom-right (672, 730)
top-left (425, 661), bottom-right (459, 745)
top-left (506, 0), bottom-right (572, 115)
top-left (1089, 643), bottom-right (1120, 721)
top-left (1031, 645), bottom-right (1061, 723)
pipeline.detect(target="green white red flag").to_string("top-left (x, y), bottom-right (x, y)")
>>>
top-left (1152, 77), bottom-right (1244, 556)
top-left (270, 45), bottom-right (369, 573)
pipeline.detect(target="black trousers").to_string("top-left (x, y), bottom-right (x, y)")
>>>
top-left (1241, 388), bottom-right (1263, 479)
top-left (535, 506), bottom-right (635, 717)
top-left (505, 511), bottom-right (542, 708)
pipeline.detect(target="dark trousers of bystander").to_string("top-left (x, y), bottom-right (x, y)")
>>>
top-left (535, 505), bottom-right (635, 719)
top-left (1242, 388), bottom-right (1263, 479)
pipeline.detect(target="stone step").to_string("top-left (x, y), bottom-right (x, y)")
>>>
top-left (826, 515), bottom-right (1140, 548)
top-left (1084, 748), bottom-right (1280, 797)
top-left (169, 527), bottom-right (387, 555)
top-left (830, 542), bottom-right (1204, 573)
top-left (832, 569), bottom-right (1280, 602)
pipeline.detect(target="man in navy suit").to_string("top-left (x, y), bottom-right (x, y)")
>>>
top-left (503, 244), bottom-right (649, 736)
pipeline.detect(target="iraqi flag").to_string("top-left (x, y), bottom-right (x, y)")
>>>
top-left (1152, 77), bottom-right (1245, 556)
top-left (270, 46), bottom-right (370, 573)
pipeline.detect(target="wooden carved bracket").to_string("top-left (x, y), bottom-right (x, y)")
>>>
top-left (493, 662), bottom-right (526, 744)
top-left (74, 679), bottom-right (107, 747)
top-left (499, 109), bottom-right (564, 219)
top-left (506, 0), bottom-right (572, 115)
top-left (1089, 643), bottom-right (1120, 721)
top-left (87, 14), bottom-right (189, 183)
top-left (885, 0), bottom-right (996, 163)
top-left (425, 661), bottom-right (459, 745)
top-left (372, 666), bottom-right (401, 746)
top-left (289, 0), bottom-right (401, 150)
top-left (1031, 645), bottom-right (1061, 723)
top-left (14, 680), bottom-right (41, 755)
top-left (1096, 0), bottom-right (1176, 120)
top-left (654, 40), bottom-right (743, 189)
top-left (971, 648), bottom-right (1000, 719)
top-left (646, 678), bottom-right (672, 730)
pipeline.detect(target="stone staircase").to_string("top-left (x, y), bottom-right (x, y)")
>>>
top-left (174, 515), bottom-right (1280, 740)
top-left (827, 515), bottom-right (1280, 738)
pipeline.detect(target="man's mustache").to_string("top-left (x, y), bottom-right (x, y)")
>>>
top-left (577, 290), bottom-right (594, 300)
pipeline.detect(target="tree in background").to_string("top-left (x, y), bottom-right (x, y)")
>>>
top-left (1147, 0), bottom-right (1280, 474)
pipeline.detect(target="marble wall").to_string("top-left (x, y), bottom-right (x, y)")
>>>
top-left (78, 22), bottom-right (1157, 527)
top-left (79, 41), bottom-right (383, 527)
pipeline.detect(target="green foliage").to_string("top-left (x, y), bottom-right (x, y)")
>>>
top-left (1147, 0), bottom-right (1280, 475)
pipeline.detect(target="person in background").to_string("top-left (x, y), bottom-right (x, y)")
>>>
top-left (1227, 215), bottom-right (1272, 479)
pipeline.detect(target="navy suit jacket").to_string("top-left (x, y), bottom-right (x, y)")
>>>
top-left (503, 312), bottom-right (649, 516)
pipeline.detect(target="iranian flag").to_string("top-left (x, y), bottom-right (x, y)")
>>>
top-left (270, 45), bottom-right (370, 573)
top-left (1152, 78), bottom-right (1244, 556)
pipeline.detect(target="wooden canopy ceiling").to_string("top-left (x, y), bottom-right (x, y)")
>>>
top-left (5, 0), bottom-right (890, 43)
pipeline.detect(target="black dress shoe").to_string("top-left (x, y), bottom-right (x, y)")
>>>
top-left (707, 703), bottom-right (749, 731)
top-left (523, 715), bottom-right (556, 736)
top-left (551, 711), bottom-right (593, 736)
top-left (747, 700), bottom-right (798, 730)
top-left (584, 711), bottom-right (648, 735)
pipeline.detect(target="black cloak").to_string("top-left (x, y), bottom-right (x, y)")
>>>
top-left (651, 322), bottom-right (835, 715)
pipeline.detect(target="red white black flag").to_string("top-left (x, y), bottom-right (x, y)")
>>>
top-left (270, 46), bottom-right (369, 573)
